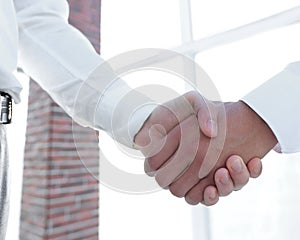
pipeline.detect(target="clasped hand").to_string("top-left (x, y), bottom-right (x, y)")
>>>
top-left (135, 91), bottom-right (277, 206)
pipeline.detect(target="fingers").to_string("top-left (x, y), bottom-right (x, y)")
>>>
top-left (213, 157), bottom-right (251, 196)
top-left (144, 123), bottom-right (181, 174)
top-left (185, 177), bottom-right (211, 205)
top-left (247, 157), bottom-right (262, 178)
top-left (144, 160), bottom-right (156, 177)
top-left (197, 135), bottom-right (223, 179)
top-left (196, 102), bottom-right (227, 179)
top-left (135, 91), bottom-right (204, 166)
top-left (225, 155), bottom-right (249, 190)
top-left (203, 186), bottom-right (219, 206)
top-left (135, 93), bottom-right (195, 147)
top-left (186, 169), bottom-right (234, 206)
top-left (184, 92), bottom-right (219, 138)
top-left (214, 168), bottom-right (234, 196)
top-left (154, 115), bottom-right (200, 188)
top-left (138, 91), bottom-right (264, 206)
top-left (190, 156), bottom-right (254, 206)
top-left (202, 156), bottom-right (262, 206)
top-left (137, 91), bottom-right (220, 184)
top-left (225, 156), bottom-right (262, 189)
top-left (135, 91), bottom-right (218, 154)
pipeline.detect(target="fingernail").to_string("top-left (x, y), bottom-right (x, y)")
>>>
top-left (253, 164), bottom-right (261, 175)
top-left (209, 191), bottom-right (217, 199)
top-left (206, 119), bottom-right (217, 137)
top-left (198, 168), bottom-right (208, 179)
top-left (231, 157), bottom-right (243, 173)
top-left (185, 196), bottom-right (197, 205)
top-left (220, 174), bottom-right (229, 185)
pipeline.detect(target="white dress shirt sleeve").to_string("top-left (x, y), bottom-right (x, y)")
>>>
top-left (242, 62), bottom-right (300, 153)
top-left (14, 0), bottom-right (154, 147)
top-left (0, 1), bottom-right (22, 103)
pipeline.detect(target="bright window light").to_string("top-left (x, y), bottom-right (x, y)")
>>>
top-left (101, 1), bottom-right (300, 240)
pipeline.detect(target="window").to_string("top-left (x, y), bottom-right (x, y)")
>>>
top-left (100, 1), bottom-right (300, 239)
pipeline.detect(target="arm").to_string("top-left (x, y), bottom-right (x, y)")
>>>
top-left (15, 0), bottom-right (154, 146)
top-left (14, 1), bottom-right (265, 205)
top-left (0, 1), bottom-right (22, 102)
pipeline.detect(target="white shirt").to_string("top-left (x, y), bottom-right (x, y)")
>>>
top-left (242, 61), bottom-right (300, 153)
top-left (1, 0), bottom-right (154, 147)
top-left (1, 0), bottom-right (300, 152)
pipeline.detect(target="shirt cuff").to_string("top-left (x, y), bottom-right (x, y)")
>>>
top-left (0, 67), bottom-right (22, 104)
top-left (241, 62), bottom-right (300, 153)
top-left (94, 78), bottom-right (155, 148)
top-left (128, 104), bottom-right (156, 147)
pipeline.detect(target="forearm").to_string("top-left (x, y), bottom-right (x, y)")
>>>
top-left (15, 0), bottom-right (154, 147)
top-left (16, 0), bottom-right (102, 123)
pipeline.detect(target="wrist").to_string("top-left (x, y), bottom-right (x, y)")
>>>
top-left (95, 77), bottom-right (155, 147)
top-left (236, 100), bottom-right (278, 152)
top-left (222, 101), bottom-right (277, 160)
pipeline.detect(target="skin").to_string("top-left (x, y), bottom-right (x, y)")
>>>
top-left (203, 156), bottom-right (262, 206)
top-left (135, 91), bottom-right (275, 205)
top-left (183, 100), bottom-right (276, 205)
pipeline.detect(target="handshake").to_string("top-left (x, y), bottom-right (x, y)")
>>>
top-left (134, 91), bottom-right (277, 206)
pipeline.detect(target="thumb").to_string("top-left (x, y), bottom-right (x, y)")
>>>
top-left (183, 92), bottom-right (223, 179)
top-left (183, 91), bottom-right (218, 138)
top-left (197, 100), bottom-right (219, 138)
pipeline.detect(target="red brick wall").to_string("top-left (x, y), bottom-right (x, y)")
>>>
top-left (68, 0), bottom-right (101, 53)
top-left (20, 1), bottom-right (101, 239)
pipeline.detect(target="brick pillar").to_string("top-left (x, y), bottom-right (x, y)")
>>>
top-left (20, 1), bottom-right (101, 239)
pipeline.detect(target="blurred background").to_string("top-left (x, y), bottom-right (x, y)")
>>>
top-left (7, 0), bottom-right (300, 239)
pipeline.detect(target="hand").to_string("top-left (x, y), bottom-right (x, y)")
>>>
top-left (180, 98), bottom-right (276, 205)
top-left (135, 91), bottom-right (276, 205)
top-left (135, 91), bottom-right (219, 201)
top-left (136, 91), bottom-right (220, 181)
top-left (203, 155), bottom-right (262, 206)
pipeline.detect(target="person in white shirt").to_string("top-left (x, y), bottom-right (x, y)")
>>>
top-left (0, 0), bottom-right (259, 238)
